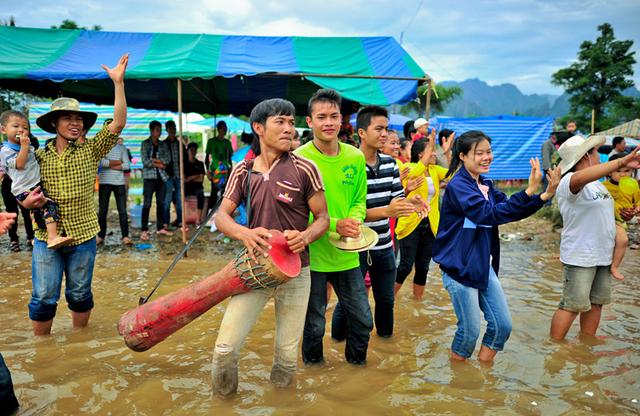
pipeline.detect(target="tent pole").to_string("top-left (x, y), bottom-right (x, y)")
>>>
top-left (177, 79), bottom-right (187, 245)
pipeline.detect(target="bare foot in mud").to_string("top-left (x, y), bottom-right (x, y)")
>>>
top-left (610, 266), bottom-right (625, 281)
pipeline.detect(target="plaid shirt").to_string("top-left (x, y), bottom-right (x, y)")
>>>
top-left (140, 138), bottom-right (171, 181)
top-left (163, 137), bottom-right (185, 178)
top-left (35, 121), bottom-right (119, 244)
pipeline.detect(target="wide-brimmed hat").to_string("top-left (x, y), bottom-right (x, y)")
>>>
top-left (557, 135), bottom-right (606, 174)
top-left (414, 118), bottom-right (428, 130)
top-left (328, 226), bottom-right (379, 252)
top-left (36, 98), bottom-right (98, 134)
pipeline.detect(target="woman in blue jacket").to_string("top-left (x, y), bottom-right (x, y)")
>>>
top-left (432, 130), bottom-right (560, 363)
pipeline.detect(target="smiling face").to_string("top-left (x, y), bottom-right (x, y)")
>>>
top-left (382, 132), bottom-right (400, 158)
top-left (254, 114), bottom-right (295, 154)
top-left (460, 139), bottom-right (493, 179)
top-left (1, 115), bottom-right (30, 144)
top-left (306, 101), bottom-right (342, 144)
top-left (54, 111), bottom-right (84, 141)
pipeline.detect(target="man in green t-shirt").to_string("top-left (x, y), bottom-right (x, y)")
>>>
top-left (204, 120), bottom-right (233, 212)
top-left (295, 89), bottom-right (373, 365)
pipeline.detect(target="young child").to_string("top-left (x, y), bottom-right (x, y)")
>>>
top-left (602, 152), bottom-right (640, 280)
top-left (0, 110), bottom-right (73, 249)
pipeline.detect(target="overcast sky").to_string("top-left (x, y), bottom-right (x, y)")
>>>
top-left (6, 0), bottom-right (640, 95)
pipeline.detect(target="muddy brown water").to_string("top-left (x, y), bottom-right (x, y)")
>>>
top-left (1, 217), bottom-right (639, 415)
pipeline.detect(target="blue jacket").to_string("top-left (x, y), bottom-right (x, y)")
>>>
top-left (432, 166), bottom-right (545, 289)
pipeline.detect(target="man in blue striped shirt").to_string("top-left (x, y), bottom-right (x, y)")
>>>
top-left (332, 106), bottom-right (427, 338)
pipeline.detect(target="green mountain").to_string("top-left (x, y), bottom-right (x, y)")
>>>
top-left (438, 79), bottom-right (639, 118)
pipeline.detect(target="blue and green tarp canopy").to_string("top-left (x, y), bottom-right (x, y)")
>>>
top-left (190, 115), bottom-right (251, 132)
top-left (0, 26), bottom-right (427, 115)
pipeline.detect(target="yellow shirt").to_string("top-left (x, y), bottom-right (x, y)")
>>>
top-left (396, 161), bottom-right (448, 239)
top-left (603, 179), bottom-right (640, 223)
top-left (35, 121), bottom-right (119, 244)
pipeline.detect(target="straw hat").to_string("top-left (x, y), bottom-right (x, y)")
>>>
top-left (328, 226), bottom-right (379, 252)
top-left (36, 98), bottom-right (98, 134)
top-left (557, 135), bottom-right (606, 174)
top-left (414, 118), bottom-right (428, 130)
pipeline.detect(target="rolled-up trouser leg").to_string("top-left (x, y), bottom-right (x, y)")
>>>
top-left (271, 267), bottom-right (311, 387)
top-left (211, 287), bottom-right (271, 395)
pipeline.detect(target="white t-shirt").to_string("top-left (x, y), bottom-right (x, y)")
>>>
top-left (557, 173), bottom-right (615, 266)
top-left (426, 176), bottom-right (436, 201)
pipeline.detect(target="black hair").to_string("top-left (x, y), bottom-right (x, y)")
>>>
top-left (149, 120), bottom-right (161, 131)
top-left (187, 142), bottom-right (198, 150)
top-left (216, 120), bottom-right (227, 130)
top-left (307, 88), bottom-right (341, 116)
top-left (445, 130), bottom-right (492, 178)
top-left (356, 106), bottom-right (388, 134)
top-left (0, 110), bottom-right (28, 126)
top-left (240, 132), bottom-right (253, 145)
top-left (249, 98), bottom-right (296, 135)
top-left (165, 120), bottom-right (176, 128)
top-left (403, 120), bottom-right (416, 140)
top-left (410, 138), bottom-right (427, 163)
top-left (612, 136), bottom-right (625, 147)
top-left (438, 129), bottom-right (454, 146)
top-left (400, 138), bottom-right (411, 150)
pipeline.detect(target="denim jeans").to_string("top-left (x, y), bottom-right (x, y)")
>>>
top-left (332, 248), bottom-right (396, 339)
top-left (141, 179), bottom-right (166, 231)
top-left (29, 238), bottom-right (97, 321)
top-left (211, 267), bottom-right (311, 392)
top-left (442, 268), bottom-right (512, 358)
top-left (302, 267), bottom-right (373, 364)
top-left (0, 353), bottom-right (19, 413)
top-left (396, 220), bottom-right (435, 286)
top-left (163, 176), bottom-right (183, 225)
top-left (98, 184), bottom-right (129, 239)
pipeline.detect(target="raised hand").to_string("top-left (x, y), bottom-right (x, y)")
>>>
top-left (101, 53), bottom-right (129, 84)
top-left (541, 166), bottom-right (561, 201)
top-left (442, 132), bottom-right (455, 153)
top-left (526, 158), bottom-right (543, 196)
top-left (620, 147), bottom-right (640, 169)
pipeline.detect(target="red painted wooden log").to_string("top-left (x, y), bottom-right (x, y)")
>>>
top-left (118, 230), bottom-right (301, 352)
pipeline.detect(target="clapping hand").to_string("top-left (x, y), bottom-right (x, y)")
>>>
top-left (541, 166), bottom-right (561, 201)
top-left (525, 158), bottom-right (543, 196)
top-left (405, 175), bottom-right (424, 193)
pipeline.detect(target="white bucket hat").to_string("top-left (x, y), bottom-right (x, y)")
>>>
top-left (414, 118), bottom-right (428, 130)
top-left (557, 135), bottom-right (606, 174)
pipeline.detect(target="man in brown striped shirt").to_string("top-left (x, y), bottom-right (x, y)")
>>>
top-left (213, 98), bottom-right (328, 395)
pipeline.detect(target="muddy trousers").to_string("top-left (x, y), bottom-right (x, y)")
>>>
top-left (211, 267), bottom-right (310, 395)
